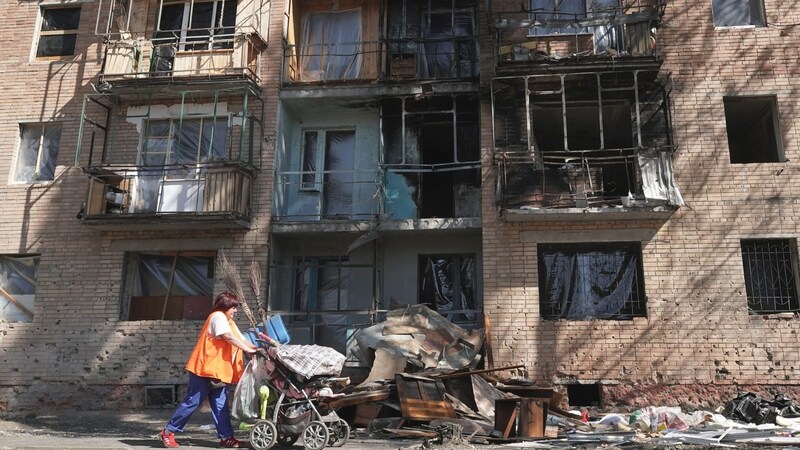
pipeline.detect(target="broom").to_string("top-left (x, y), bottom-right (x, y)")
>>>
top-left (218, 249), bottom-right (258, 329)
top-left (250, 259), bottom-right (279, 347)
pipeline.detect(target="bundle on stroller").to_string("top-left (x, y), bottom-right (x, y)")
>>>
top-left (233, 344), bottom-right (350, 450)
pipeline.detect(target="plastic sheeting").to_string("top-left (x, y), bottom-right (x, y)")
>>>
top-left (639, 149), bottom-right (684, 206)
top-left (300, 9), bottom-right (362, 81)
top-left (15, 125), bottom-right (61, 183)
top-left (420, 11), bottom-right (477, 78)
top-left (0, 255), bottom-right (39, 323)
top-left (322, 131), bottom-right (355, 218)
top-left (232, 357), bottom-right (272, 422)
top-left (126, 253), bottom-right (213, 297)
top-left (539, 243), bottom-right (643, 320)
top-left (722, 392), bottom-right (800, 425)
top-left (419, 255), bottom-right (476, 322)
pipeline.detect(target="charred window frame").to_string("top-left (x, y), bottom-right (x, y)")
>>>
top-left (418, 254), bottom-right (478, 325)
top-left (712, 0), bottom-right (766, 28)
top-left (0, 254), bottom-right (40, 323)
top-left (529, 0), bottom-right (588, 36)
top-left (121, 251), bottom-right (215, 321)
top-left (155, 0), bottom-right (237, 51)
top-left (723, 96), bottom-right (783, 164)
top-left (35, 6), bottom-right (81, 58)
top-left (538, 242), bottom-right (646, 320)
top-left (741, 239), bottom-right (800, 314)
top-left (293, 257), bottom-right (349, 316)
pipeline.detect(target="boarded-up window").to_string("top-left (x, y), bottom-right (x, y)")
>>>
top-left (0, 255), bottom-right (40, 323)
top-left (712, 0), bottom-right (765, 27)
top-left (741, 239), bottom-right (800, 314)
top-left (538, 242), bottom-right (646, 320)
top-left (122, 251), bottom-right (215, 321)
top-left (15, 123), bottom-right (61, 183)
top-left (723, 96), bottom-right (782, 163)
top-left (36, 6), bottom-right (81, 57)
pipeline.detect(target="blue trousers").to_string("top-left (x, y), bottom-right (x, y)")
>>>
top-left (166, 372), bottom-right (234, 439)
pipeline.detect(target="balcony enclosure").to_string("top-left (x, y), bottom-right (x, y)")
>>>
top-left (75, 85), bottom-right (263, 228)
top-left (95, 0), bottom-right (270, 82)
top-left (492, 69), bottom-right (681, 216)
top-left (488, 0), bottom-right (663, 70)
top-left (282, 0), bottom-right (478, 84)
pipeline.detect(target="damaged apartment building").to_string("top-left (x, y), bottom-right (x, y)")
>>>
top-left (3, 0), bottom-right (800, 411)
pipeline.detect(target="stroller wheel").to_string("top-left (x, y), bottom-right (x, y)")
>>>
top-left (327, 419), bottom-right (350, 447)
top-left (250, 420), bottom-right (277, 450)
top-left (276, 432), bottom-right (298, 447)
top-left (302, 420), bottom-right (329, 450)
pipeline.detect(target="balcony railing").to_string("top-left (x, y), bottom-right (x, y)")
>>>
top-left (490, 0), bottom-right (664, 67)
top-left (82, 163), bottom-right (253, 226)
top-left (273, 170), bottom-right (382, 221)
top-left (282, 37), bottom-right (479, 85)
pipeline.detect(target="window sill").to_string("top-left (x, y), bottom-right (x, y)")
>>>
top-left (752, 312), bottom-right (797, 320)
top-left (713, 25), bottom-right (764, 30)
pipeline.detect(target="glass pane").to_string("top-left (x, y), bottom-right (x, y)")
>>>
top-left (15, 126), bottom-right (42, 182)
top-left (201, 119), bottom-right (228, 161)
top-left (38, 125), bottom-right (61, 181)
top-left (36, 35), bottom-right (77, 57)
top-left (42, 7), bottom-right (81, 31)
top-left (173, 120), bottom-right (201, 164)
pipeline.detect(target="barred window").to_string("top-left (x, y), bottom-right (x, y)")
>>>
top-left (741, 239), bottom-right (800, 314)
top-left (538, 242), bottom-right (646, 320)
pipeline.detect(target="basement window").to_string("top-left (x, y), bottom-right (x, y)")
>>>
top-left (712, 0), bottom-right (765, 27)
top-left (14, 123), bottom-right (61, 183)
top-left (35, 6), bottom-right (81, 58)
top-left (122, 251), bottom-right (215, 321)
top-left (741, 239), bottom-right (800, 314)
top-left (538, 242), bottom-right (646, 320)
top-left (724, 96), bottom-right (782, 163)
top-left (0, 255), bottom-right (40, 323)
top-left (418, 254), bottom-right (478, 324)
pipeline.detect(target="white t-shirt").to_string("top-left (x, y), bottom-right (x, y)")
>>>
top-left (208, 311), bottom-right (232, 337)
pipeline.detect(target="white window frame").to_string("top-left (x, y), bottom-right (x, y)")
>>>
top-left (712, 0), bottom-right (766, 28)
top-left (156, 0), bottom-right (236, 52)
top-left (13, 123), bottom-right (62, 184)
top-left (32, 5), bottom-right (81, 61)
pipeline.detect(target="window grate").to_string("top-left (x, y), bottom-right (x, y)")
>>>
top-left (741, 239), bottom-right (800, 314)
top-left (145, 385), bottom-right (177, 407)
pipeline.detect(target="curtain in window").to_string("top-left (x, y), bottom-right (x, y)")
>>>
top-left (540, 246), bottom-right (639, 319)
top-left (300, 9), bottom-right (362, 81)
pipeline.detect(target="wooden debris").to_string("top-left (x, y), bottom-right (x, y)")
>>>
top-left (396, 373), bottom-right (456, 421)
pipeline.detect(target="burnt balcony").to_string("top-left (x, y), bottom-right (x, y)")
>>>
top-left (95, 0), bottom-right (269, 86)
top-left (491, 68), bottom-right (681, 220)
top-left (489, 0), bottom-right (664, 74)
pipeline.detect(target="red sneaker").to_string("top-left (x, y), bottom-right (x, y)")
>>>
top-left (220, 436), bottom-right (242, 448)
top-left (159, 429), bottom-right (179, 448)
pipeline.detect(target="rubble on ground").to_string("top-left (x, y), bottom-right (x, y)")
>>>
top-left (321, 305), bottom-right (800, 447)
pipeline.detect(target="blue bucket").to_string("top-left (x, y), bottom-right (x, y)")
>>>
top-left (244, 315), bottom-right (291, 346)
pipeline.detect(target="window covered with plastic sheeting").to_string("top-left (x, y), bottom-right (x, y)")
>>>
top-left (122, 251), bottom-right (215, 321)
top-left (538, 242), bottom-right (646, 320)
top-left (420, 8), bottom-right (478, 78)
top-left (0, 255), bottom-right (40, 323)
top-left (15, 123), bottom-right (61, 183)
top-left (418, 254), bottom-right (478, 325)
top-left (300, 9), bottom-right (362, 81)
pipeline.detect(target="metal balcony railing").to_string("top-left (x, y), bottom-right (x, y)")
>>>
top-left (273, 170), bottom-right (383, 221)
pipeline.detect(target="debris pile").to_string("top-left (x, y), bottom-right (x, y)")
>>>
top-left (319, 305), bottom-right (800, 447)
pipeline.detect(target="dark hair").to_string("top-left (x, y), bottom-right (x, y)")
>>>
top-left (211, 292), bottom-right (239, 313)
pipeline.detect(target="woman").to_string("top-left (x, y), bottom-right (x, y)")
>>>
top-left (159, 292), bottom-right (259, 448)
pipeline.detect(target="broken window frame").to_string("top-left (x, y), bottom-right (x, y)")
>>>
top-left (34, 5), bottom-right (81, 59)
top-left (723, 95), bottom-right (784, 164)
top-left (121, 251), bottom-right (216, 321)
top-left (741, 239), bottom-right (800, 315)
top-left (0, 254), bottom-right (40, 323)
top-left (712, 0), bottom-right (766, 28)
top-left (419, 5), bottom-right (479, 78)
top-left (154, 0), bottom-right (237, 51)
top-left (537, 242), bottom-right (647, 320)
top-left (14, 123), bottom-right (62, 184)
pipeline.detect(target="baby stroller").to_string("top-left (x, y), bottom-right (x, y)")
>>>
top-left (235, 344), bottom-right (350, 450)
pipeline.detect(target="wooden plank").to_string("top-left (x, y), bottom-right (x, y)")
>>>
top-left (435, 364), bottom-right (526, 379)
top-left (518, 399), bottom-right (547, 438)
top-left (396, 374), bottom-right (455, 421)
top-left (483, 312), bottom-right (494, 369)
top-left (0, 286), bottom-right (33, 319)
top-left (322, 389), bottom-right (391, 409)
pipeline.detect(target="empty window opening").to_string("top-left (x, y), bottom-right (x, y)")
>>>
top-left (418, 254), bottom-right (478, 325)
top-left (0, 255), bottom-right (40, 323)
top-left (122, 251), bottom-right (215, 321)
top-left (538, 242), bottom-right (646, 320)
top-left (15, 123), bottom-right (61, 183)
top-left (712, 0), bottom-right (765, 27)
top-left (723, 96), bottom-right (782, 164)
top-left (145, 385), bottom-right (178, 407)
top-left (741, 239), bottom-right (800, 314)
top-left (36, 6), bottom-right (81, 58)
top-left (567, 383), bottom-right (601, 407)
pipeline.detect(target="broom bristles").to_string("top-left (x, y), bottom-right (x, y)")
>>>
top-left (249, 260), bottom-right (267, 323)
top-left (218, 250), bottom-right (257, 328)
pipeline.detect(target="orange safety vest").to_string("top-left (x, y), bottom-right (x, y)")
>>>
top-left (185, 311), bottom-right (245, 384)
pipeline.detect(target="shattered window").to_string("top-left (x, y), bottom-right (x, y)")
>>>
top-left (36, 6), bottom-right (81, 58)
top-left (741, 239), bottom-right (800, 314)
top-left (712, 0), bottom-right (765, 27)
top-left (122, 251), bottom-right (215, 321)
top-left (538, 242), bottom-right (646, 320)
top-left (155, 0), bottom-right (236, 50)
top-left (0, 255), bottom-right (40, 323)
top-left (723, 96), bottom-right (783, 164)
top-left (418, 254), bottom-right (478, 324)
top-left (14, 123), bottom-right (61, 183)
